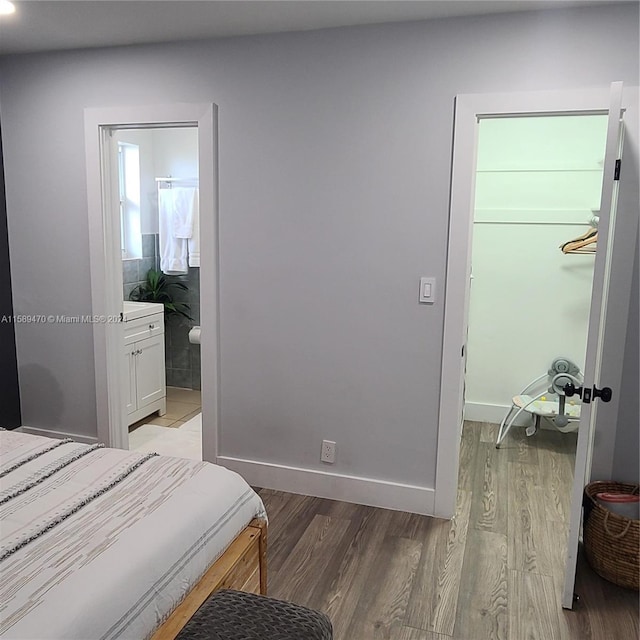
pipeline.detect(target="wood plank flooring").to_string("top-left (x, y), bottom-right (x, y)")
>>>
top-left (257, 422), bottom-right (639, 640)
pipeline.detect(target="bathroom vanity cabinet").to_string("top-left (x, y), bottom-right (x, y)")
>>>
top-left (123, 302), bottom-right (166, 426)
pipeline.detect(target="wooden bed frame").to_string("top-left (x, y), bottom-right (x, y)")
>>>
top-left (150, 518), bottom-right (268, 640)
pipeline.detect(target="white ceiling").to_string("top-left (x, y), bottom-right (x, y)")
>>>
top-left (0, 0), bottom-right (635, 56)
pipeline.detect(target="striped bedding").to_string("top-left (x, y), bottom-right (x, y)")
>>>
top-left (0, 430), bottom-right (266, 640)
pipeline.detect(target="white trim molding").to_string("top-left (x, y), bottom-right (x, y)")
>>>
top-left (84, 103), bottom-right (219, 459)
top-left (435, 84), bottom-right (637, 610)
top-left (18, 425), bottom-right (99, 445)
top-left (217, 456), bottom-right (436, 516)
top-left (464, 402), bottom-right (524, 426)
top-left (435, 87), bottom-right (613, 519)
top-left (464, 402), bottom-right (570, 432)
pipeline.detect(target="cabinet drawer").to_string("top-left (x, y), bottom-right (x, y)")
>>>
top-left (124, 312), bottom-right (164, 344)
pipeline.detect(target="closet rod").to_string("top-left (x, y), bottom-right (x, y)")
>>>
top-left (474, 220), bottom-right (593, 226)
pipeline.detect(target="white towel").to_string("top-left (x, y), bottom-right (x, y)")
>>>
top-left (172, 187), bottom-right (197, 239)
top-left (159, 190), bottom-right (188, 275)
top-left (188, 189), bottom-right (200, 268)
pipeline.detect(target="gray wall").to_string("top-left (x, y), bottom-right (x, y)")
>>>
top-left (612, 239), bottom-right (639, 484)
top-left (0, 123), bottom-right (21, 428)
top-left (0, 5), bottom-right (638, 486)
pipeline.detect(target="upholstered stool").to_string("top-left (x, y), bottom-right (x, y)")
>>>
top-left (175, 589), bottom-right (334, 640)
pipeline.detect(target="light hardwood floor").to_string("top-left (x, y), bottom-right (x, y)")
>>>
top-left (257, 422), bottom-right (639, 640)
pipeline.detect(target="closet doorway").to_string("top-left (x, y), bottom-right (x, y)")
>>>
top-left (435, 84), bottom-right (633, 609)
top-left (464, 114), bottom-right (607, 432)
top-left (84, 103), bottom-right (219, 464)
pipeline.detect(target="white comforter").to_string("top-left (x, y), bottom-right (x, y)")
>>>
top-left (0, 430), bottom-right (266, 640)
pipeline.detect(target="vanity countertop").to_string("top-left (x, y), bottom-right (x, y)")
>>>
top-left (123, 301), bottom-right (164, 322)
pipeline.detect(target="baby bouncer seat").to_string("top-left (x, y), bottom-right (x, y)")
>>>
top-left (495, 357), bottom-right (583, 449)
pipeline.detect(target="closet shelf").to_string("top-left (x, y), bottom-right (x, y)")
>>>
top-left (476, 168), bottom-right (603, 173)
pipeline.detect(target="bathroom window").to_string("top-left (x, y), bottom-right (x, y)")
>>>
top-left (118, 142), bottom-right (142, 259)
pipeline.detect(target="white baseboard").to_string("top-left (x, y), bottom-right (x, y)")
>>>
top-left (464, 402), bottom-right (570, 432)
top-left (216, 456), bottom-right (436, 516)
top-left (18, 425), bottom-right (99, 444)
top-left (464, 402), bottom-right (528, 426)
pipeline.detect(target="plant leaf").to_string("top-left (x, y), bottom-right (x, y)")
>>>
top-left (127, 268), bottom-right (192, 319)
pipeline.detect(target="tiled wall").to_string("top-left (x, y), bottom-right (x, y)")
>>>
top-left (123, 233), bottom-right (201, 390)
top-left (164, 267), bottom-right (201, 390)
top-left (122, 234), bottom-right (158, 301)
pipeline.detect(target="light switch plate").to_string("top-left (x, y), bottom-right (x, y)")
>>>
top-left (419, 277), bottom-right (436, 304)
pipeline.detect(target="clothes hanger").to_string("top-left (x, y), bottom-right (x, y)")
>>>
top-left (563, 240), bottom-right (597, 254)
top-left (560, 227), bottom-right (598, 254)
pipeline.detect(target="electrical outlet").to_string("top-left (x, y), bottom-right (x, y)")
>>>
top-left (321, 440), bottom-right (336, 464)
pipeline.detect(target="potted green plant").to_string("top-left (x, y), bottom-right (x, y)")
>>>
top-left (129, 268), bottom-right (193, 320)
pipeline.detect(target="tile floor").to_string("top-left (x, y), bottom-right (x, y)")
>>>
top-left (128, 386), bottom-right (202, 460)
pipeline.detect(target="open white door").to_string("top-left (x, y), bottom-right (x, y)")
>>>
top-left (561, 82), bottom-right (625, 609)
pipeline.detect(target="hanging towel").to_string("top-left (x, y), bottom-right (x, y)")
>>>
top-left (159, 189), bottom-right (188, 275)
top-left (188, 189), bottom-right (200, 268)
top-left (172, 187), bottom-right (198, 239)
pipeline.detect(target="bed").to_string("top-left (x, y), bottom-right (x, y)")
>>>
top-left (0, 429), bottom-right (267, 640)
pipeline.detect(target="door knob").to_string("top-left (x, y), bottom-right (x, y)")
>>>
top-left (563, 382), bottom-right (582, 398)
top-left (564, 383), bottom-right (612, 404)
top-left (593, 385), bottom-right (612, 402)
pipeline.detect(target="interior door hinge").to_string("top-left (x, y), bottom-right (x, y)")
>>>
top-left (614, 159), bottom-right (621, 180)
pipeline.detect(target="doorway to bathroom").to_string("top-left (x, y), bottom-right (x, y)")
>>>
top-left (114, 126), bottom-right (203, 459)
top-left (84, 102), bottom-right (218, 464)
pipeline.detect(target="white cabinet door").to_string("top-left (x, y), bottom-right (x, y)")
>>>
top-left (135, 334), bottom-right (166, 409)
top-left (124, 345), bottom-right (137, 415)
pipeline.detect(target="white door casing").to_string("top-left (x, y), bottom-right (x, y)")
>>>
top-left (438, 87), bottom-right (611, 518)
top-left (435, 93), bottom-right (479, 520)
top-left (84, 103), bottom-right (218, 461)
top-left (436, 84), bottom-right (634, 608)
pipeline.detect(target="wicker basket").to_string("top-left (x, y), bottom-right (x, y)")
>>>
top-left (583, 481), bottom-right (639, 590)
